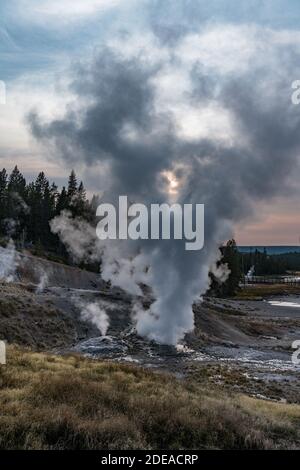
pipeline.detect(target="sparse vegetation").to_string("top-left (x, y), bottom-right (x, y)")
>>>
top-left (0, 346), bottom-right (299, 450)
top-left (0, 283), bottom-right (94, 350)
top-left (236, 284), bottom-right (300, 299)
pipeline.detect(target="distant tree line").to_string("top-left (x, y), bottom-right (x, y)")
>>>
top-left (240, 248), bottom-right (300, 276)
top-left (0, 166), bottom-right (97, 260)
top-left (209, 242), bottom-right (300, 297)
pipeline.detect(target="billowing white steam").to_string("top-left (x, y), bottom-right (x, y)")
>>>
top-left (50, 211), bottom-right (101, 263)
top-left (0, 240), bottom-right (19, 282)
top-left (50, 211), bottom-right (149, 296)
top-left (51, 210), bottom-right (230, 344)
top-left (30, 22), bottom-right (300, 345)
top-left (79, 301), bottom-right (110, 336)
top-left (211, 261), bottom-right (231, 284)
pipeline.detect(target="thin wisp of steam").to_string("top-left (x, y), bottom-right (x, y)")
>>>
top-left (0, 240), bottom-right (19, 283)
top-left (36, 271), bottom-right (49, 293)
top-left (79, 301), bottom-right (110, 336)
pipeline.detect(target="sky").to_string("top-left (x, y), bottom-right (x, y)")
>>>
top-left (1, 0), bottom-right (300, 244)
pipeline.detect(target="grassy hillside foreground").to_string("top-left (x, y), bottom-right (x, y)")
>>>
top-left (0, 346), bottom-right (299, 450)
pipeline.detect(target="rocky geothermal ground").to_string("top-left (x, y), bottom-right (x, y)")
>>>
top-left (1, 250), bottom-right (300, 405)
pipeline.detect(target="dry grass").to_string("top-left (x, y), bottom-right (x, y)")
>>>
top-left (236, 284), bottom-right (300, 299)
top-left (0, 346), bottom-right (299, 450)
top-left (0, 283), bottom-right (96, 350)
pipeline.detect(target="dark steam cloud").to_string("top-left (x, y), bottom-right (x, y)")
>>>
top-left (28, 24), bottom-right (300, 344)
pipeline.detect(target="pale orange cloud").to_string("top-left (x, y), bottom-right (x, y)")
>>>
top-left (235, 198), bottom-right (300, 245)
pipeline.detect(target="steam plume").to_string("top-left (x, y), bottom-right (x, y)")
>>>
top-left (79, 301), bottom-right (110, 336)
top-left (0, 240), bottom-right (19, 283)
top-left (29, 22), bottom-right (300, 344)
top-left (36, 271), bottom-right (49, 293)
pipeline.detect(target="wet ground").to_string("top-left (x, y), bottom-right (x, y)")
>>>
top-left (23, 282), bottom-right (300, 403)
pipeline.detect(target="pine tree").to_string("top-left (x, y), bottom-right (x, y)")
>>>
top-left (8, 166), bottom-right (26, 195)
top-left (35, 172), bottom-right (48, 196)
top-left (50, 183), bottom-right (58, 211)
top-left (0, 168), bottom-right (7, 229)
top-left (5, 166), bottom-right (27, 240)
top-left (209, 239), bottom-right (241, 297)
top-left (56, 187), bottom-right (68, 215)
top-left (72, 181), bottom-right (87, 217)
top-left (78, 181), bottom-right (86, 201)
top-left (0, 168), bottom-right (7, 195)
top-left (23, 172), bottom-right (59, 249)
top-left (67, 170), bottom-right (77, 200)
top-left (221, 239), bottom-right (241, 295)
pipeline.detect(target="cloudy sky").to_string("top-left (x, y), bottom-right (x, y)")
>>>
top-left (1, 0), bottom-right (300, 245)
